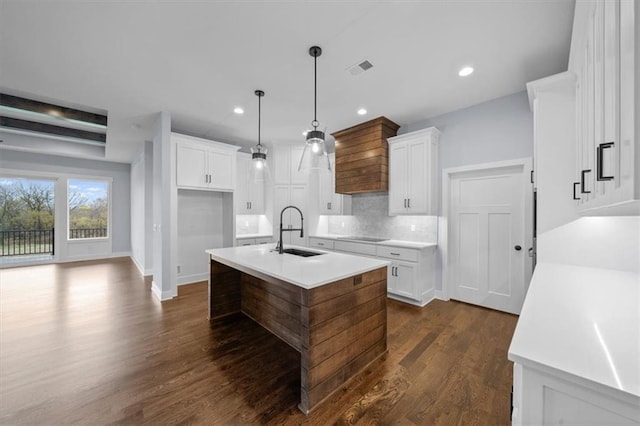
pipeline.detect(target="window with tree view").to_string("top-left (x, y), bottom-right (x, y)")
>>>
top-left (68, 179), bottom-right (109, 240)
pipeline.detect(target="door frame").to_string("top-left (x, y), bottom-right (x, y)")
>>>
top-left (440, 158), bottom-right (533, 303)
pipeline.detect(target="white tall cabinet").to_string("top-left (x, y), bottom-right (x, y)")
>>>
top-left (571, 0), bottom-right (638, 215)
top-left (387, 127), bottom-right (440, 215)
top-left (175, 134), bottom-right (236, 191)
top-left (235, 152), bottom-right (265, 214)
top-left (273, 144), bottom-right (308, 247)
top-left (319, 153), bottom-right (352, 215)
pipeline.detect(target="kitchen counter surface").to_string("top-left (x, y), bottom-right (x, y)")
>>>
top-left (206, 244), bottom-right (389, 289)
top-left (310, 234), bottom-right (437, 249)
top-left (508, 262), bottom-right (640, 398)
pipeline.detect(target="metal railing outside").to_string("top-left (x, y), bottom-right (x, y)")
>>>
top-left (0, 228), bottom-right (55, 257)
top-left (69, 228), bottom-right (108, 239)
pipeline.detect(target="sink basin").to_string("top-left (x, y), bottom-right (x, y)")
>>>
top-left (281, 248), bottom-right (325, 257)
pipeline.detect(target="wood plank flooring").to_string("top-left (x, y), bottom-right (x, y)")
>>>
top-left (0, 257), bottom-right (518, 425)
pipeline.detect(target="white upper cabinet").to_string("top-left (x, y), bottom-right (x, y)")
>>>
top-left (235, 153), bottom-right (265, 214)
top-left (571, 0), bottom-right (638, 215)
top-left (387, 127), bottom-right (440, 215)
top-left (273, 144), bottom-right (307, 185)
top-left (319, 153), bottom-right (352, 215)
top-left (174, 133), bottom-right (239, 191)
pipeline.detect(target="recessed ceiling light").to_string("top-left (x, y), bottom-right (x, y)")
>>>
top-left (458, 66), bottom-right (474, 77)
top-left (357, 108), bottom-right (367, 115)
top-left (233, 107), bottom-right (244, 114)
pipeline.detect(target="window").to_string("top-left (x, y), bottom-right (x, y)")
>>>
top-left (68, 179), bottom-right (109, 240)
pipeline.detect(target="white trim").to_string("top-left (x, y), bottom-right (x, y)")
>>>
top-left (177, 273), bottom-right (208, 286)
top-left (441, 157), bottom-right (533, 306)
top-left (387, 293), bottom-right (436, 308)
top-left (58, 251), bottom-right (131, 263)
top-left (130, 255), bottom-right (152, 277)
top-left (435, 289), bottom-right (448, 301)
top-left (151, 280), bottom-right (173, 301)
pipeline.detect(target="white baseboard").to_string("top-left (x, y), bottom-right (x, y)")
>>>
top-left (435, 289), bottom-right (449, 300)
top-left (130, 255), bottom-right (152, 276)
top-left (151, 280), bottom-right (174, 301)
top-left (60, 251), bottom-right (133, 264)
top-left (177, 273), bottom-right (208, 286)
top-left (387, 292), bottom-right (436, 307)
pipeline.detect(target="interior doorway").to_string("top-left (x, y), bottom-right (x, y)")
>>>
top-left (443, 159), bottom-right (533, 315)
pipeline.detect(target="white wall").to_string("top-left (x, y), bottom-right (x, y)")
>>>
top-left (177, 189), bottom-right (224, 285)
top-left (130, 141), bottom-right (153, 275)
top-left (0, 149), bottom-right (131, 255)
top-left (538, 216), bottom-right (640, 273)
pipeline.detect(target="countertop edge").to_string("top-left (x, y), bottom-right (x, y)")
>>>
top-left (309, 235), bottom-right (437, 249)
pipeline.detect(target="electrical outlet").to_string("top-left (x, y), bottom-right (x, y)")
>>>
top-left (177, 265), bottom-right (182, 274)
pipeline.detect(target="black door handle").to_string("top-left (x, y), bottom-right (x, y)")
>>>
top-left (514, 245), bottom-right (522, 251)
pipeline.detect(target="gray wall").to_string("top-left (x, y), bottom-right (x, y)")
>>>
top-left (0, 149), bottom-right (131, 252)
top-left (401, 91), bottom-right (533, 180)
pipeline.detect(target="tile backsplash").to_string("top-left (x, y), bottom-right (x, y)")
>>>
top-left (327, 193), bottom-right (437, 242)
top-left (236, 215), bottom-right (260, 235)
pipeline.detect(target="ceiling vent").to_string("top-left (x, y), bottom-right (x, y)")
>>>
top-left (347, 60), bottom-right (374, 76)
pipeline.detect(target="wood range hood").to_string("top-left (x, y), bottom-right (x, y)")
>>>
top-left (332, 116), bottom-right (399, 194)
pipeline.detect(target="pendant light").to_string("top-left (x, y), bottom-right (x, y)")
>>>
top-left (298, 46), bottom-right (331, 172)
top-left (250, 89), bottom-right (270, 182)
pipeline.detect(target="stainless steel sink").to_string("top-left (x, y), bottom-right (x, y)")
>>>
top-left (337, 236), bottom-right (389, 243)
top-left (282, 248), bottom-right (325, 257)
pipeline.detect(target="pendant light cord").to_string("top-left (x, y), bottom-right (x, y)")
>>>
top-left (258, 93), bottom-right (261, 148)
top-left (313, 52), bottom-right (317, 130)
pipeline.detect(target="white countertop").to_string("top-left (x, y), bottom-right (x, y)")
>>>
top-left (508, 262), bottom-right (640, 398)
top-left (310, 234), bottom-right (437, 249)
top-left (206, 244), bottom-right (389, 289)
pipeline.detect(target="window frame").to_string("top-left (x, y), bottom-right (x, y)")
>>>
top-left (66, 177), bottom-right (112, 242)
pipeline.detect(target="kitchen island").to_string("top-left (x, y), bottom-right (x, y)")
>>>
top-left (205, 244), bottom-right (389, 414)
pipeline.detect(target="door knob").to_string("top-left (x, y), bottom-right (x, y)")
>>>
top-left (514, 245), bottom-right (522, 251)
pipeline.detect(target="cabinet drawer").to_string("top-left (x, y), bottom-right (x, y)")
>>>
top-left (376, 246), bottom-right (418, 262)
top-left (309, 238), bottom-right (334, 250)
top-left (237, 238), bottom-right (256, 246)
top-left (255, 237), bottom-right (272, 245)
top-left (334, 241), bottom-right (377, 256)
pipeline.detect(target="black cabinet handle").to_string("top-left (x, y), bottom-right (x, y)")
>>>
top-left (390, 252), bottom-right (400, 256)
top-left (581, 169), bottom-right (591, 194)
top-left (403, 199), bottom-right (407, 208)
top-left (407, 198), bottom-right (411, 208)
top-left (597, 142), bottom-right (614, 181)
top-left (514, 245), bottom-right (522, 251)
top-left (530, 170), bottom-right (534, 184)
top-left (573, 182), bottom-right (580, 200)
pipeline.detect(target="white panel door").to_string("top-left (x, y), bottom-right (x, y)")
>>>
top-left (450, 166), bottom-right (525, 314)
top-left (208, 149), bottom-right (233, 190)
top-left (389, 143), bottom-right (408, 214)
top-left (407, 139), bottom-right (427, 213)
top-left (176, 143), bottom-right (207, 188)
top-left (236, 156), bottom-right (250, 213)
top-left (289, 185), bottom-right (307, 247)
top-left (290, 146), bottom-right (307, 185)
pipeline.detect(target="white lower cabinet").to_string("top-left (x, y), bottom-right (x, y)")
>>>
top-left (512, 363), bottom-right (639, 425)
top-left (308, 237), bottom-right (334, 251)
top-left (311, 237), bottom-right (436, 306)
top-left (236, 236), bottom-right (272, 246)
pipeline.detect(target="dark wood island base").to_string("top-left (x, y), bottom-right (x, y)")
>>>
top-left (209, 259), bottom-right (388, 414)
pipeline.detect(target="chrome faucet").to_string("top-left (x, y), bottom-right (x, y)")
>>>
top-left (278, 205), bottom-right (304, 254)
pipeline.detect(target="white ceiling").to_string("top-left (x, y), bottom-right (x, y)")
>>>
top-left (0, 0), bottom-right (575, 163)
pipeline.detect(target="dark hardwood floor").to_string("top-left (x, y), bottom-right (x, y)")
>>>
top-left (0, 257), bottom-right (518, 425)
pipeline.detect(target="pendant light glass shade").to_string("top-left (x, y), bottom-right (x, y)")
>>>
top-left (298, 129), bottom-right (330, 172)
top-left (251, 90), bottom-right (271, 182)
top-left (298, 46), bottom-right (331, 173)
